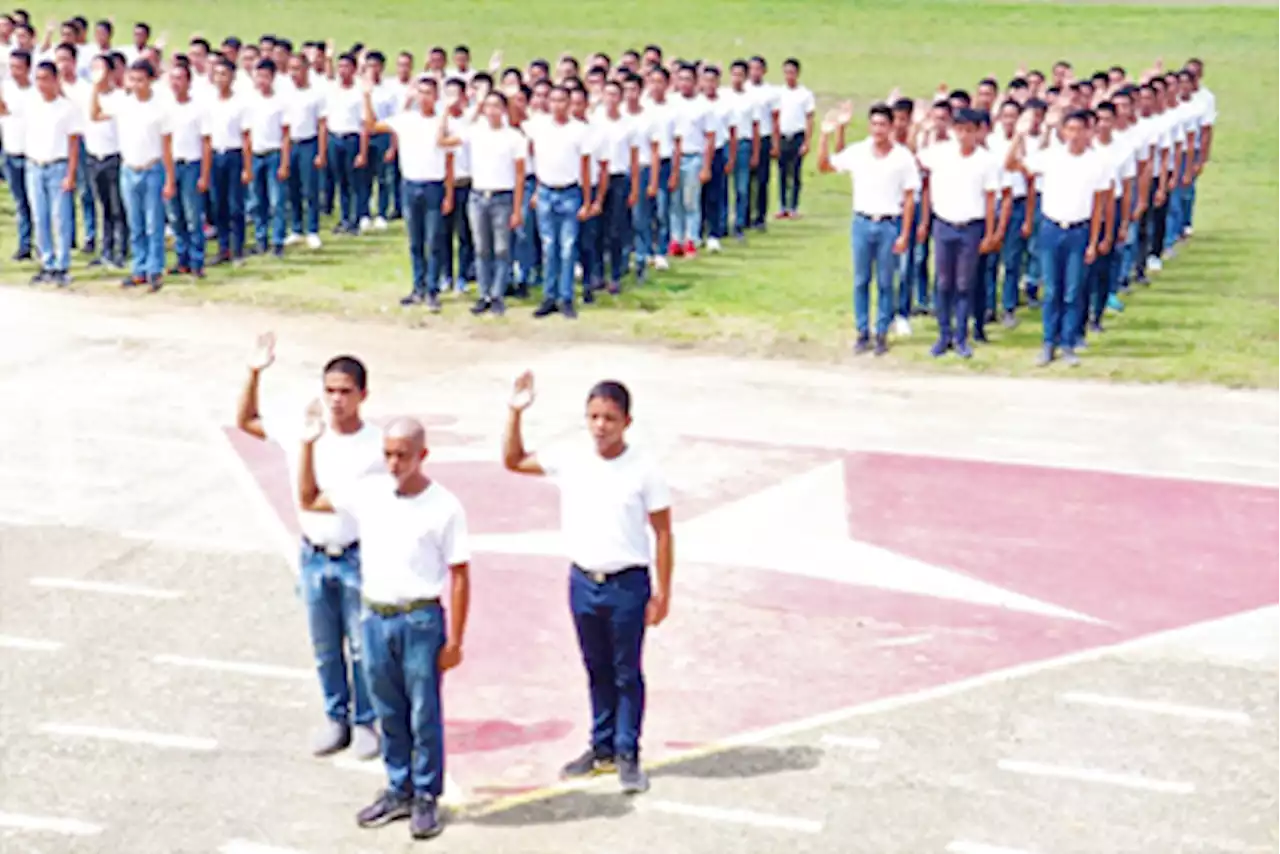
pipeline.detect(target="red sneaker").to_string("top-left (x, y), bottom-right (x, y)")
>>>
top-left (683, 240), bottom-right (697, 257)
top-left (774, 211), bottom-right (791, 220)
top-left (668, 240), bottom-right (683, 257)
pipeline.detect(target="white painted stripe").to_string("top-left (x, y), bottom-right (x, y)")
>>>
top-left (29, 577), bottom-right (183, 600)
top-left (820, 735), bottom-right (881, 750)
top-left (219, 841), bottom-right (309, 854)
top-left (947, 841), bottom-right (1038, 854)
top-left (640, 799), bottom-right (823, 834)
top-left (152, 654), bottom-right (312, 681)
top-left (38, 723), bottom-right (218, 751)
top-left (332, 757), bottom-right (467, 806)
top-left (0, 812), bottom-right (104, 836)
top-left (874, 633), bottom-right (933, 648)
top-left (1058, 691), bottom-right (1252, 725)
top-left (212, 425), bottom-right (303, 567)
top-left (0, 635), bottom-right (63, 651)
top-left (997, 759), bottom-right (1195, 794)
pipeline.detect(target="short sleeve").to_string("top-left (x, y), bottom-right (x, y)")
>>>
top-left (916, 144), bottom-right (935, 173)
top-left (1093, 159), bottom-right (1112, 193)
top-left (439, 498), bottom-right (471, 567)
top-left (982, 157), bottom-right (1000, 193)
top-left (803, 90), bottom-right (815, 113)
top-left (65, 101), bottom-right (85, 135)
top-left (1023, 145), bottom-right (1045, 175)
top-left (642, 461), bottom-right (672, 514)
top-left (901, 152), bottom-right (922, 193)
top-left (829, 144), bottom-right (857, 174)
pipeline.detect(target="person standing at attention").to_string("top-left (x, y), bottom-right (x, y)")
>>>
top-left (818, 101), bottom-right (919, 357)
top-left (234, 333), bottom-right (383, 763)
top-left (1005, 107), bottom-right (1110, 367)
top-left (667, 62), bottom-right (711, 258)
top-left (1, 48), bottom-right (35, 265)
top-left (163, 60), bottom-right (210, 278)
top-left (502, 371), bottom-right (674, 795)
top-left (82, 52), bottom-right (127, 271)
top-left (244, 57), bottom-right (291, 258)
top-left (724, 60), bottom-right (760, 242)
top-left (206, 58), bottom-right (251, 265)
top-left (284, 51), bottom-right (327, 250)
top-left (90, 58), bottom-right (173, 291)
top-left (774, 57), bottom-right (814, 219)
top-left (363, 73), bottom-right (455, 313)
top-left (322, 54), bottom-right (366, 236)
top-left (917, 108), bottom-right (1000, 359)
top-left (745, 55), bottom-right (780, 229)
top-left (298, 409), bottom-right (471, 842)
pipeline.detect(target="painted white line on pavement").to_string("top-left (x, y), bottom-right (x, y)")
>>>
top-left (0, 635), bottom-right (63, 651)
top-left (152, 654), bottom-right (313, 681)
top-left (29, 577), bottom-right (184, 600)
top-left (996, 759), bottom-right (1195, 794)
top-left (219, 841), bottom-right (310, 854)
top-left (874, 633), bottom-right (934, 648)
top-left (947, 841), bottom-right (1039, 854)
top-left (820, 735), bottom-right (881, 750)
top-left (1058, 691), bottom-right (1252, 725)
top-left (38, 723), bottom-right (218, 752)
top-left (0, 812), bottom-right (104, 837)
top-left (332, 758), bottom-right (468, 807)
top-left (211, 425), bottom-right (301, 568)
top-left (639, 799), bottom-right (823, 834)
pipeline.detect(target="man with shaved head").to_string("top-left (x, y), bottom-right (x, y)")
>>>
top-left (298, 405), bottom-right (471, 842)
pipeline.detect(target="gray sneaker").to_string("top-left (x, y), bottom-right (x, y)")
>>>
top-left (1061, 347), bottom-right (1081, 367)
top-left (618, 755), bottom-right (649, 795)
top-left (351, 724), bottom-right (381, 761)
top-left (1035, 345), bottom-right (1054, 368)
top-left (312, 719), bottom-right (352, 756)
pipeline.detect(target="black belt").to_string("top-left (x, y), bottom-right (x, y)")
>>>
top-left (88, 153), bottom-right (120, 162)
top-left (213, 147), bottom-right (241, 155)
top-left (27, 157), bottom-right (68, 168)
top-left (303, 537), bottom-right (359, 559)
top-left (331, 132), bottom-right (358, 140)
top-left (1045, 217), bottom-right (1088, 230)
top-left (473, 188), bottom-right (514, 199)
top-left (937, 217), bottom-right (983, 228)
top-left (364, 598), bottom-right (440, 617)
top-left (573, 564), bottom-right (648, 584)
top-left (177, 158), bottom-right (201, 165)
top-left (540, 181), bottom-right (578, 192)
top-left (855, 212), bottom-right (899, 223)
top-left (292, 135), bottom-right (318, 145)
top-left (253, 148), bottom-right (282, 157)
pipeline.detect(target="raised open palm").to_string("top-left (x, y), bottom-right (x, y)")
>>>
top-left (248, 332), bottom-right (276, 371)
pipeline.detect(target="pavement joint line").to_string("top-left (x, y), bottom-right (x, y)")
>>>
top-left (37, 723), bottom-right (219, 752)
top-left (819, 735), bottom-right (881, 750)
top-left (995, 759), bottom-right (1196, 794)
top-left (0, 812), bottom-right (105, 837)
top-left (638, 799), bottom-right (824, 834)
top-left (458, 605), bottom-right (1273, 820)
top-left (28, 576), bottom-right (185, 600)
top-left (946, 842), bottom-right (1040, 854)
top-left (1056, 691), bottom-right (1253, 725)
top-left (0, 635), bottom-right (63, 651)
top-left (151, 654), bottom-right (314, 681)
top-left (219, 841), bottom-right (310, 854)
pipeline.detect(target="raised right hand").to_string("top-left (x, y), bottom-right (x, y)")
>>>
top-left (301, 399), bottom-right (326, 443)
top-left (248, 331), bottom-right (276, 371)
top-left (510, 370), bottom-right (536, 411)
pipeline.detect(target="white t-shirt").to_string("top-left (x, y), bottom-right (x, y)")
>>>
top-left (671, 94), bottom-right (710, 154)
top-left (244, 91), bottom-right (289, 154)
top-left (1094, 136), bottom-right (1137, 195)
top-left (0, 79), bottom-right (33, 156)
top-left (167, 97), bottom-right (208, 162)
top-left (749, 82), bottom-right (781, 136)
top-left (463, 121), bottom-right (526, 191)
top-left (917, 140), bottom-right (1000, 224)
top-left (594, 112), bottom-right (638, 176)
top-left (830, 138), bottom-right (921, 216)
top-left (24, 94), bottom-right (85, 164)
top-left (1024, 145), bottom-right (1112, 225)
top-left (323, 81), bottom-right (363, 135)
top-left (264, 415), bottom-right (385, 548)
top-left (98, 91), bottom-right (171, 169)
top-left (702, 94), bottom-right (733, 150)
top-left (985, 128), bottom-right (1027, 198)
top-left (206, 94), bottom-right (247, 152)
top-left (777, 84), bottom-right (814, 136)
top-left (542, 445), bottom-right (671, 573)
top-left (368, 81), bottom-right (401, 123)
top-left (723, 88), bottom-right (759, 142)
top-left (528, 116), bottom-right (590, 187)
top-left (384, 109), bottom-right (448, 181)
top-left (287, 84), bottom-right (325, 141)
top-left (641, 99), bottom-right (675, 159)
top-left (332, 476), bottom-right (470, 605)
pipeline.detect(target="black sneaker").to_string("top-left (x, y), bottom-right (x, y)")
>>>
top-left (12, 250), bottom-right (32, 262)
top-left (272, 245), bottom-right (285, 258)
top-left (532, 299), bottom-right (558, 318)
top-left (409, 796), bottom-right (443, 840)
top-left (356, 789), bottom-right (412, 828)
top-left (873, 333), bottom-right (888, 356)
top-left (427, 293), bottom-right (442, 313)
top-left (52, 271), bottom-right (73, 288)
top-left (560, 749), bottom-right (616, 779)
top-left (470, 298), bottom-right (490, 315)
top-left (400, 292), bottom-right (425, 307)
top-left (87, 257), bottom-right (104, 268)
top-left (618, 755), bottom-right (650, 794)
top-left (81, 239), bottom-right (95, 255)
top-left (147, 274), bottom-right (163, 293)
top-left (582, 288), bottom-right (595, 304)
top-left (560, 300), bottom-right (578, 319)
top-left (490, 298), bottom-right (506, 317)
top-left (28, 269), bottom-right (50, 286)
top-left (852, 333), bottom-right (871, 355)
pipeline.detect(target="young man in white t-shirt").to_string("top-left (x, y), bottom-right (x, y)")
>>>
top-left (775, 57), bottom-right (814, 218)
top-left (298, 411), bottom-right (471, 842)
top-left (234, 335), bottom-right (384, 763)
top-left (502, 372), bottom-right (674, 796)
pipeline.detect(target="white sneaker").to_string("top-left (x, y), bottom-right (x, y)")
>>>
top-left (1184, 225), bottom-right (1194, 237)
top-left (574, 263), bottom-right (583, 280)
top-left (284, 233), bottom-right (302, 247)
top-left (653, 256), bottom-right (670, 271)
top-left (358, 216), bottom-right (372, 233)
top-left (373, 216), bottom-right (388, 231)
top-left (706, 237), bottom-right (722, 253)
top-left (305, 234), bottom-right (322, 250)
top-left (1146, 256), bottom-right (1163, 272)
top-left (892, 316), bottom-right (912, 337)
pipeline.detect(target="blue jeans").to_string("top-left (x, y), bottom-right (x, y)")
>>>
top-left (1165, 183), bottom-right (1186, 252)
top-left (633, 159), bottom-right (671, 263)
top-left (537, 183), bottom-right (583, 303)
top-left (300, 542), bottom-right (374, 726)
top-left (466, 188), bottom-right (514, 301)
top-left (72, 139), bottom-right (96, 247)
top-left (120, 161), bottom-right (166, 278)
top-left (362, 603), bottom-right (446, 798)
top-left (579, 208), bottom-right (602, 286)
top-left (441, 184), bottom-right (474, 285)
top-left (210, 149), bottom-right (246, 257)
top-left (166, 161), bottom-right (206, 270)
top-left (5, 154), bottom-right (32, 255)
top-left (1000, 197), bottom-right (1029, 312)
top-left (402, 179), bottom-right (444, 297)
top-left (327, 133), bottom-right (359, 228)
top-left (513, 174), bottom-right (538, 286)
top-left (702, 146), bottom-right (728, 239)
top-left (932, 218), bottom-right (983, 345)
top-left (602, 177), bottom-right (630, 284)
top-left (570, 566), bottom-right (651, 759)
top-left (852, 214), bottom-right (900, 336)
top-left (359, 133), bottom-right (393, 221)
top-left (252, 150), bottom-right (286, 248)
top-left (1024, 195), bottom-right (1043, 294)
top-left (749, 136), bottom-right (773, 227)
top-left (288, 137), bottom-right (321, 236)
top-left (896, 195), bottom-right (922, 317)
top-left (26, 159), bottom-right (73, 271)
top-left (1038, 220), bottom-right (1089, 348)
top-left (777, 133), bottom-right (804, 213)
top-left (669, 151), bottom-right (703, 244)
top-left (731, 139), bottom-right (752, 237)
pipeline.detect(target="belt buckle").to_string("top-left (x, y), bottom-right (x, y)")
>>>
top-left (323, 543), bottom-right (346, 559)
top-left (590, 571), bottom-right (606, 584)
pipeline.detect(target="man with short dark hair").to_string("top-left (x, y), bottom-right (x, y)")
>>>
top-left (244, 57), bottom-right (291, 257)
top-left (1, 48), bottom-right (36, 263)
top-left (775, 57), bottom-right (813, 218)
top-left (745, 56), bottom-right (779, 228)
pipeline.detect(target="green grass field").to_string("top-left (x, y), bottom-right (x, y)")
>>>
top-left (2, 0), bottom-right (1276, 386)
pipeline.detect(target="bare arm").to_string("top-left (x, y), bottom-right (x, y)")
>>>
top-left (647, 508), bottom-right (674, 625)
top-left (236, 368), bottom-right (268, 439)
top-left (297, 438), bottom-right (337, 513)
top-left (502, 406), bottom-right (545, 475)
top-left (446, 562), bottom-right (470, 648)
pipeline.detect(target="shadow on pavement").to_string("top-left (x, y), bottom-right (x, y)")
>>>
top-left (468, 790), bottom-right (635, 827)
top-left (652, 744), bottom-right (824, 780)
